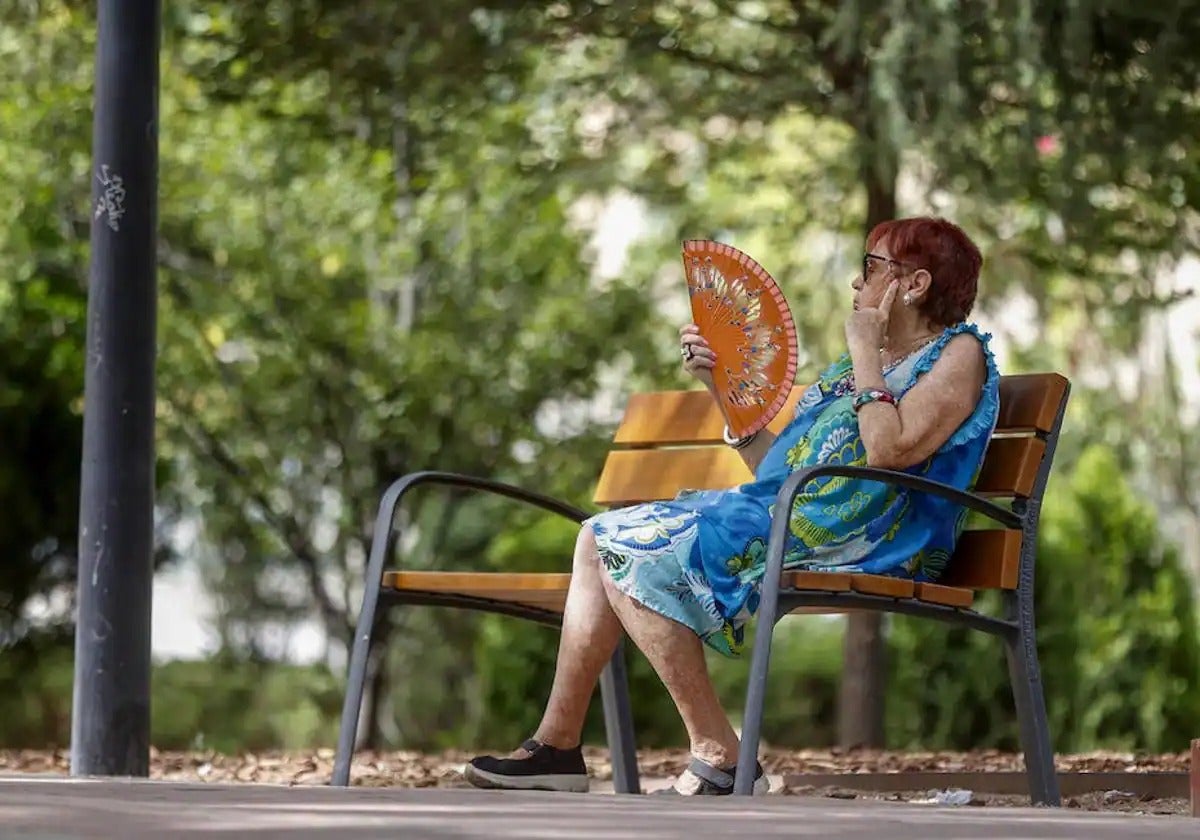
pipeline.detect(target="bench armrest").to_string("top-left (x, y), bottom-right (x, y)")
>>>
top-left (363, 470), bottom-right (587, 587)
top-left (759, 465), bottom-right (1020, 598)
top-left (336, 471), bottom-right (586, 785)
top-left (377, 470), bottom-right (588, 531)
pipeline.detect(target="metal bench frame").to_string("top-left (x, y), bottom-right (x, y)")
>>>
top-left (333, 383), bottom-right (1068, 806)
top-left (331, 473), bottom-right (639, 793)
top-left (735, 386), bottom-right (1069, 803)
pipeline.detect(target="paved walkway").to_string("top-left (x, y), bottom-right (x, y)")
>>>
top-left (0, 776), bottom-right (1193, 839)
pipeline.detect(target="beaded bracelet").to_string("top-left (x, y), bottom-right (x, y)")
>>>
top-left (722, 425), bottom-right (760, 450)
top-left (852, 388), bottom-right (897, 413)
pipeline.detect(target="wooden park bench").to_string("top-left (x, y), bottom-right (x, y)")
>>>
top-left (331, 372), bottom-right (1070, 805)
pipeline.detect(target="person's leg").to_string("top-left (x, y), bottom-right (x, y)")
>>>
top-left (532, 524), bottom-right (623, 748)
top-left (465, 518), bottom-right (765, 794)
top-left (463, 524), bottom-right (619, 791)
top-left (598, 568), bottom-right (768, 795)
top-left (598, 572), bottom-right (740, 768)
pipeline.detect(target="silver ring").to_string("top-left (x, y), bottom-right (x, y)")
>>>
top-left (681, 345), bottom-right (695, 361)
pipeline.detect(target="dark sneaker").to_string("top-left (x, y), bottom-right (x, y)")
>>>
top-left (654, 757), bottom-right (770, 796)
top-left (463, 738), bottom-right (589, 793)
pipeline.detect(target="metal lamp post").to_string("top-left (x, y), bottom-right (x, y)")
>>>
top-left (70, 0), bottom-right (161, 777)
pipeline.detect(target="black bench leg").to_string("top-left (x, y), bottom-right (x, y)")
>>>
top-left (332, 585), bottom-right (385, 787)
top-left (333, 484), bottom-right (407, 787)
top-left (734, 577), bottom-right (782, 795)
top-left (1005, 619), bottom-right (1060, 805)
top-left (599, 637), bottom-right (640, 794)
top-left (734, 494), bottom-right (795, 796)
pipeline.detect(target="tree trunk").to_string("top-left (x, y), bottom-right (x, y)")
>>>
top-left (838, 612), bottom-right (887, 747)
top-left (837, 158), bottom-right (897, 749)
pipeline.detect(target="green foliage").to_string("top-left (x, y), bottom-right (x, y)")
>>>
top-left (0, 645), bottom-right (342, 752)
top-left (2, 0), bottom-right (1199, 756)
top-left (0, 643), bottom-right (75, 747)
top-left (888, 445), bottom-right (1200, 752)
top-left (0, 3), bottom-right (91, 646)
top-left (4, 441), bottom-right (1193, 755)
top-left (152, 656), bottom-right (343, 752)
top-left (0, 268), bottom-right (84, 646)
top-left (712, 617), bottom-right (843, 748)
top-left (0, 1), bottom-right (181, 653)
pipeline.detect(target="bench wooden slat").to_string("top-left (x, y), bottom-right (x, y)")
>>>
top-left (941, 529), bottom-right (1021, 589)
top-left (850, 575), bottom-right (915, 598)
top-left (996, 373), bottom-right (1069, 434)
top-left (914, 582), bottom-right (975, 608)
top-left (382, 571), bottom-right (571, 612)
top-left (784, 571), bottom-right (853, 591)
top-left (383, 539), bottom-right (1019, 598)
top-left (592, 436), bottom-right (1044, 507)
top-left (614, 388), bottom-right (805, 447)
top-left (613, 374), bottom-right (1067, 447)
top-left (384, 571), bottom-right (573, 592)
top-left (976, 436), bottom-right (1044, 498)
top-left (593, 447), bottom-right (743, 506)
top-left (383, 569), bottom-right (978, 614)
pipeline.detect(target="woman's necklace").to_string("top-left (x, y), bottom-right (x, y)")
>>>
top-left (880, 331), bottom-right (940, 370)
top-left (839, 330), bottom-right (942, 394)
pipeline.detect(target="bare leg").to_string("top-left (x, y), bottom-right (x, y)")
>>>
top-left (599, 572), bottom-right (740, 768)
top-left (472, 523), bottom-right (750, 794)
top-left (528, 525), bottom-right (623, 749)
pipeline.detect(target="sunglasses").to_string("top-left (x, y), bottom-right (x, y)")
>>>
top-left (862, 252), bottom-right (917, 278)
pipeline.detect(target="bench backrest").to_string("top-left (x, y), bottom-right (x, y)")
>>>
top-left (592, 373), bottom-right (1071, 591)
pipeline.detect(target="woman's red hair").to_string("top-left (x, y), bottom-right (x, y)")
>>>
top-left (867, 217), bottom-right (983, 326)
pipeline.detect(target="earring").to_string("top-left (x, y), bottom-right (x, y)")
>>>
top-left (902, 293), bottom-right (912, 306)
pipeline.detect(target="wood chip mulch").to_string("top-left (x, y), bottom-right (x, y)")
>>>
top-left (1, 747), bottom-right (1192, 816)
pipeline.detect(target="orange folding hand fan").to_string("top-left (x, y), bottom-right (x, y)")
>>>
top-left (682, 240), bottom-right (798, 438)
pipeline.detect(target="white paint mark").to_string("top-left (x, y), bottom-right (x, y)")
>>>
top-left (91, 615), bottom-right (112, 642)
top-left (94, 165), bottom-right (126, 231)
top-left (91, 545), bottom-right (105, 587)
top-left (88, 317), bottom-right (103, 369)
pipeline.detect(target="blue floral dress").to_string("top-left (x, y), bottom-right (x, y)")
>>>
top-left (587, 322), bottom-right (1000, 656)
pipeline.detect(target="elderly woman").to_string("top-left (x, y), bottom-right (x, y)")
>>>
top-left (465, 217), bottom-right (997, 795)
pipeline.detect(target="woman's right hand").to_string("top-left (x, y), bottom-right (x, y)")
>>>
top-left (679, 323), bottom-right (717, 386)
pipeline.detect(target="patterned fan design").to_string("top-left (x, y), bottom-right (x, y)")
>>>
top-left (682, 239), bottom-right (798, 438)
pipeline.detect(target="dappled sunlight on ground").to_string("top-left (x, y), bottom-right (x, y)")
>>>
top-left (1, 747), bottom-right (1190, 815)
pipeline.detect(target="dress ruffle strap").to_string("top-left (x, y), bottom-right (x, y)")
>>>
top-left (904, 321), bottom-right (1001, 452)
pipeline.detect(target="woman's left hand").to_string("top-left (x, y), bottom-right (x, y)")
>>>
top-left (845, 279), bottom-right (898, 351)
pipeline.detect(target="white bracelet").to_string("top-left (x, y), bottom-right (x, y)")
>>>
top-left (723, 425), bottom-right (758, 450)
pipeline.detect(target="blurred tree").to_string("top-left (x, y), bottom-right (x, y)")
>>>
top-left (152, 656), bottom-right (343, 752)
top-left (0, 3), bottom-right (182, 713)
top-left (0, 236), bottom-right (85, 652)
top-left (6, 0), bottom-right (1199, 756)
top-left (0, 3), bottom-right (95, 659)
top-left (153, 0), bottom-right (1200, 748)
top-left (536, 0), bottom-right (1200, 747)
top-left (0, 645), bottom-right (344, 751)
top-left (888, 445), bottom-right (1200, 752)
top-left (146, 0), bottom-right (666, 748)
